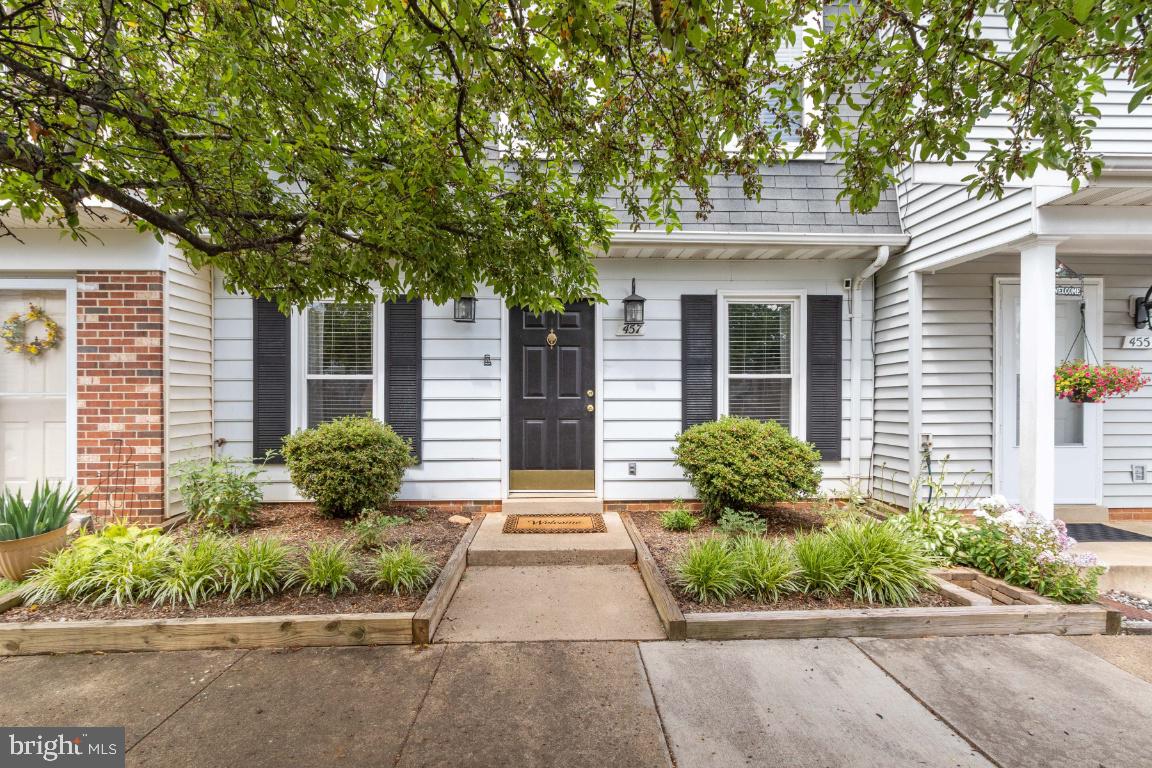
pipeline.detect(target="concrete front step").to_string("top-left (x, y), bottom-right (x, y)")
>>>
top-left (468, 510), bottom-right (636, 566)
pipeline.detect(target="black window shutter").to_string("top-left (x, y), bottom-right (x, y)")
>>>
top-left (384, 298), bottom-right (423, 461)
top-left (681, 295), bottom-right (718, 431)
top-left (806, 295), bottom-right (843, 461)
top-left (252, 297), bottom-right (291, 463)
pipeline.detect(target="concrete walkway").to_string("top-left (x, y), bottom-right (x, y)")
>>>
top-left (3, 636), bottom-right (1151, 767)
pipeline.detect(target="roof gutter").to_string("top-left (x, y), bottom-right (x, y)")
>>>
top-left (609, 230), bottom-right (909, 249)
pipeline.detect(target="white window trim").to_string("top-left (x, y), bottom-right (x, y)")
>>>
top-left (291, 301), bottom-right (385, 432)
top-left (717, 291), bottom-right (807, 440)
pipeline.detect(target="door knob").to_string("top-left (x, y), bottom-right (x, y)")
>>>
top-left (586, 404), bottom-right (595, 413)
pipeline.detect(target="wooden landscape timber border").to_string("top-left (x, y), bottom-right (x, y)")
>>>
top-left (621, 512), bottom-right (686, 640)
top-left (0, 516), bottom-right (485, 656)
top-left (413, 515), bottom-right (483, 644)
top-left (622, 519), bottom-right (1121, 641)
top-left (0, 613), bottom-right (414, 655)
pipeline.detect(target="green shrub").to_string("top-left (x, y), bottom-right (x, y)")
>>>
top-left (176, 457), bottom-right (262, 530)
top-left (289, 541), bottom-right (358, 596)
top-left (829, 519), bottom-right (934, 606)
top-left (731, 536), bottom-right (799, 601)
top-left (887, 503), bottom-right (971, 563)
top-left (660, 501), bottom-right (700, 532)
top-left (672, 416), bottom-right (822, 517)
top-left (715, 508), bottom-right (768, 537)
top-left (0, 481), bottom-right (85, 541)
top-left (281, 417), bottom-right (417, 517)
top-left (675, 538), bottom-right (741, 603)
top-left (372, 542), bottom-right (437, 595)
top-left (227, 538), bottom-right (293, 601)
top-left (345, 511), bottom-right (409, 550)
top-left (151, 536), bottom-right (228, 608)
top-left (792, 531), bottom-right (849, 597)
top-left (0, 579), bottom-right (17, 596)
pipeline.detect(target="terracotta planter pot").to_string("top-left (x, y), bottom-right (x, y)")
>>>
top-left (0, 525), bottom-right (69, 581)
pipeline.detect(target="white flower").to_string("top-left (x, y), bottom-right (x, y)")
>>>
top-left (998, 508), bottom-right (1027, 528)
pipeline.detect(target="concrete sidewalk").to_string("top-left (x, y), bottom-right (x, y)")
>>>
top-left (2, 636), bottom-right (1151, 767)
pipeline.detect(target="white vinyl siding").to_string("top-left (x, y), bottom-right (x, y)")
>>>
top-left (165, 254), bottom-right (214, 517)
top-left (214, 258), bottom-right (874, 504)
top-left (597, 258), bottom-right (871, 501)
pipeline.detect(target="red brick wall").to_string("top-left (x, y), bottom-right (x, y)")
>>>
top-left (76, 271), bottom-right (165, 522)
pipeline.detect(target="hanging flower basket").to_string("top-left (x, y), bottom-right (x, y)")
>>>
top-left (1054, 361), bottom-right (1149, 404)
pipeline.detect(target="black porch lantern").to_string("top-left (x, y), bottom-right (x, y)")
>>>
top-left (623, 278), bottom-right (645, 325)
top-left (453, 296), bottom-right (477, 323)
top-left (1137, 285), bottom-right (1152, 329)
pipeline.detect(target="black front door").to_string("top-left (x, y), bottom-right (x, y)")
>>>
top-left (509, 301), bottom-right (596, 491)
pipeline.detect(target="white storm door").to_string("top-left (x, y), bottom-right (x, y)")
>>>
top-left (0, 282), bottom-right (75, 494)
top-left (996, 280), bottom-right (1103, 505)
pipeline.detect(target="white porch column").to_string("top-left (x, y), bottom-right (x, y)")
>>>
top-left (1017, 239), bottom-right (1060, 519)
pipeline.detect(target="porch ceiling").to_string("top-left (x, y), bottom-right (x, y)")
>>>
top-left (1045, 186), bottom-right (1152, 207)
top-left (604, 231), bottom-right (908, 260)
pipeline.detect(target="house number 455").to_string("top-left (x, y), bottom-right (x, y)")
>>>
top-left (1123, 333), bottom-right (1152, 349)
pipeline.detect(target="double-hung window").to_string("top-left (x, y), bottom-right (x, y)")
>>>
top-left (721, 299), bottom-right (799, 432)
top-left (304, 303), bottom-right (376, 427)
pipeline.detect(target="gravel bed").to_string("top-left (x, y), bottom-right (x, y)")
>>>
top-left (2, 503), bottom-right (471, 623)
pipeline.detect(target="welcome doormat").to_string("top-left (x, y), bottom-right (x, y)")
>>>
top-left (502, 514), bottom-right (607, 534)
top-left (1065, 523), bottom-right (1152, 543)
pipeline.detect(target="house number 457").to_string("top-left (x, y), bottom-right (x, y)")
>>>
top-left (616, 323), bottom-right (646, 336)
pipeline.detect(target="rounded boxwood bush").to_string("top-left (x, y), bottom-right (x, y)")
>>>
top-left (281, 417), bottom-right (417, 517)
top-left (672, 416), bottom-right (822, 516)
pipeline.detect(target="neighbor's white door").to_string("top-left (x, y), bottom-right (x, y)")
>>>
top-left (0, 288), bottom-right (70, 495)
top-left (996, 281), bottom-right (1103, 505)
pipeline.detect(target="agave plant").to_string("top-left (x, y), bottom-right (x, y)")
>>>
top-left (0, 482), bottom-right (86, 542)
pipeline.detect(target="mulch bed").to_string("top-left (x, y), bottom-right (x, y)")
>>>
top-left (630, 509), bottom-right (951, 614)
top-left (2, 503), bottom-right (471, 623)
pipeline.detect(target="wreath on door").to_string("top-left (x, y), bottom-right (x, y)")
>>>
top-left (1, 304), bottom-right (62, 358)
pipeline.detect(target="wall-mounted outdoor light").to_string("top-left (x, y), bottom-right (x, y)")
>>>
top-left (1136, 286), bottom-right (1152, 329)
top-left (623, 278), bottom-right (646, 325)
top-left (453, 296), bottom-right (477, 323)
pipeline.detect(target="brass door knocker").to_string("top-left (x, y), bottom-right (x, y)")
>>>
top-left (545, 328), bottom-right (558, 349)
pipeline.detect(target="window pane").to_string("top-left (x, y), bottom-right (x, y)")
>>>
top-left (728, 379), bottom-right (791, 428)
top-left (307, 380), bottom-right (373, 426)
top-left (308, 304), bottom-right (373, 375)
top-left (729, 303), bottom-right (792, 375)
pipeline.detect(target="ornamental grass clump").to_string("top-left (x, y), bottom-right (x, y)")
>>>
top-left (791, 531), bottom-right (849, 598)
top-left (675, 537), bottom-right (741, 603)
top-left (673, 416), bottom-right (822, 518)
top-left (75, 535), bottom-right (174, 607)
top-left (150, 536), bottom-right (228, 608)
top-left (730, 536), bottom-right (800, 601)
top-left (289, 541), bottom-right (358, 597)
top-left (372, 542), bottom-right (437, 595)
top-left (1054, 361), bottom-right (1148, 403)
top-left (957, 496), bottom-right (1105, 604)
top-left (21, 545), bottom-right (101, 604)
top-left (226, 537), bottom-right (293, 601)
top-left (828, 518), bottom-right (935, 606)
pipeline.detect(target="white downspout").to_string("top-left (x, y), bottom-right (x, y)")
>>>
top-left (849, 245), bottom-right (890, 489)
